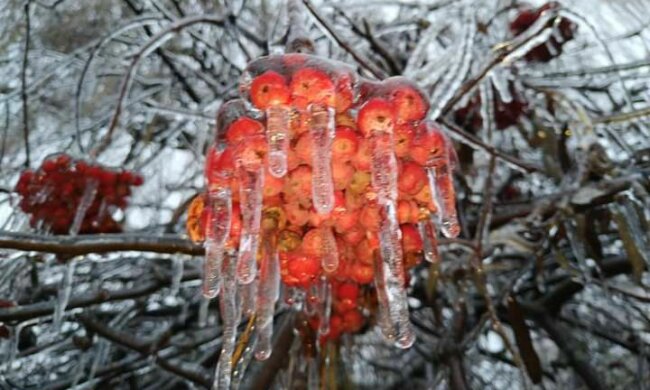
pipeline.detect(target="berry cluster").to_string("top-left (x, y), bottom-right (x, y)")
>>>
top-left (510, 1), bottom-right (576, 63)
top-left (15, 154), bottom-right (143, 234)
top-left (188, 53), bottom-right (459, 345)
top-left (454, 81), bottom-right (528, 132)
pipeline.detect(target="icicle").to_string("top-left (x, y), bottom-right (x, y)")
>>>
top-left (489, 70), bottom-right (512, 104)
top-left (236, 164), bottom-right (264, 284)
top-left (239, 278), bottom-right (258, 319)
top-left (53, 259), bottom-right (77, 330)
top-left (370, 132), bottom-right (399, 203)
top-left (377, 201), bottom-right (415, 349)
top-left (373, 254), bottom-right (396, 340)
top-left (266, 106), bottom-right (290, 178)
top-left (231, 333), bottom-right (257, 390)
top-left (317, 278), bottom-right (332, 337)
top-left (418, 218), bottom-right (440, 263)
top-left (214, 252), bottom-right (241, 389)
top-left (254, 242), bottom-right (280, 360)
top-left (432, 164), bottom-right (460, 238)
top-left (170, 256), bottom-right (184, 297)
top-left (198, 295), bottom-right (210, 328)
top-left (426, 169), bottom-right (442, 225)
top-left (203, 188), bottom-right (232, 298)
top-left (70, 179), bottom-right (98, 235)
top-left (307, 357), bottom-right (320, 389)
top-left (320, 227), bottom-right (339, 273)
top-left (308, 103), bottom-right (336, 214)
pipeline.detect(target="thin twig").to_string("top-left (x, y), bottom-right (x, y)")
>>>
top-left (21, 0), bottom-right (32, 167)
top-left (301, 0), bottom-right (387, 79)
top-left (0, 231), bottom-right (203, 256)
top-left (90, 15), bottom-right (225, 159)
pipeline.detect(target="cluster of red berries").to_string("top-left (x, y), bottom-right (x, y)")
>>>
top-left (15, 154), bottom-right (143, 234)
top-left (188, 53), bottom-right (458, 342)
top-left (454, 2), bottom-right (576, 132)
top-left (454, 81), bottom-right (528, 132)
top-left (510, 1), bottom-right (577, 63)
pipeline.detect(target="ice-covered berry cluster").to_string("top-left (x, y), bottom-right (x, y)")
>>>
top-left (187, 53), bottom-right (459, 375)
top-left (15, 154), bottom-right (143, 235)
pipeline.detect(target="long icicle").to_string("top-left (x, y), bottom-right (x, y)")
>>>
top-left (266, 105), bottom-right (290, 178)
top-left (254, 239), bottom-right (280, 360)
top-left (309, 103), bottom-right (336, 214)
top-left (236, 164), bottom-right (264, 284)
top-left (378, 201), bottom-right (415, 349)
top-left (54, 179), bottom-right (98, 330)
top-left (369, 127), bottom-right (414, 348)
top-left (214, 251), bottom-right (241, 389)
top-left (203, 188), bottom-right (232, 298)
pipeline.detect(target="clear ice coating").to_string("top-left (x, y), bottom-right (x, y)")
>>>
top-left (266, 106), bottom-right (290, 178)
top-left (203, 188), bottom-right (232, 298)
top-left (309, 103), bottom-right (336, 214)
top-left (214, 252), bottom-right (241, 390)
top-left (236, 164), bottom-right (265, 284)
top-left (320, 227), bottom-right (339, 273)
top-left (254, 240), bottom-right (280, 360)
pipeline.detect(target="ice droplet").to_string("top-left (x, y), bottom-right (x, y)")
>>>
top-left (308, 103), bottom-right (336, 214)
top-left (214, 252), bottom-right (241, 389)
top-left (236, 164), bottom-right (265, 284)
top-left (254, 241), bottom-right (280, 360)
top-left (203, 188), bottom-right (232, 298)
top-left (266, 106), bottom-right (290, 178)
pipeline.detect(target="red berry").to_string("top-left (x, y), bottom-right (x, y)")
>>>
top-left (357, 98), bottom-right (396, 137)
top-left (290, 68), bottom-right (335, 106)
top-left (250, 71), bottom-right (290, 109)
